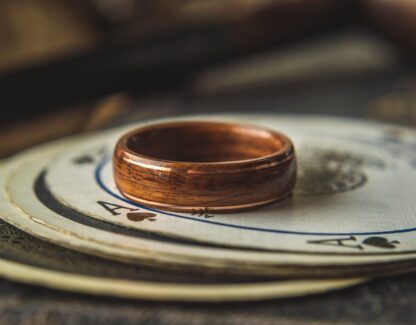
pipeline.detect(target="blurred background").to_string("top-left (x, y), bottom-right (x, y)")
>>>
top-left (1, 0), bottom-right (416, 157)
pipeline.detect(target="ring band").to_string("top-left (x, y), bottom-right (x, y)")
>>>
top-left (113, 121), bottom-right (297, 213)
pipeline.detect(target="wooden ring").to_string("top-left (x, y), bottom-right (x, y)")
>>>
top-left (113, 121), bottom-right (297, 213)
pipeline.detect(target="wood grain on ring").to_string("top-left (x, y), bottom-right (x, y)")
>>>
top-left (113, 121), bottom-right (296, 213)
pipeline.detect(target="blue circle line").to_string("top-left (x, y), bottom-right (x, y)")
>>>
top-left (95, 157), bottom-right (416, 236)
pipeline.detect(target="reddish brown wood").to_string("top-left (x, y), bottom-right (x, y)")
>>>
top-left (113, 121), bottom-right (296, 213)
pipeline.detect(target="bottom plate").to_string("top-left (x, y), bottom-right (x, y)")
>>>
top-left (0, 216), bottom-right (365, 302)
top-left (0, 257), bottom-right (364, 302)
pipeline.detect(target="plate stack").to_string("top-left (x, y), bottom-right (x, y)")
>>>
top-left (1, 114), bottom-right (415, 302)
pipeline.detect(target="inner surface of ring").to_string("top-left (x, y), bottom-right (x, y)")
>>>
top-left (126, 123), bottom-right (285, 163)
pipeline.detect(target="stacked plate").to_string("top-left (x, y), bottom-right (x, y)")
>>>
top-left (1, 114), bottom-right (415, 302)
